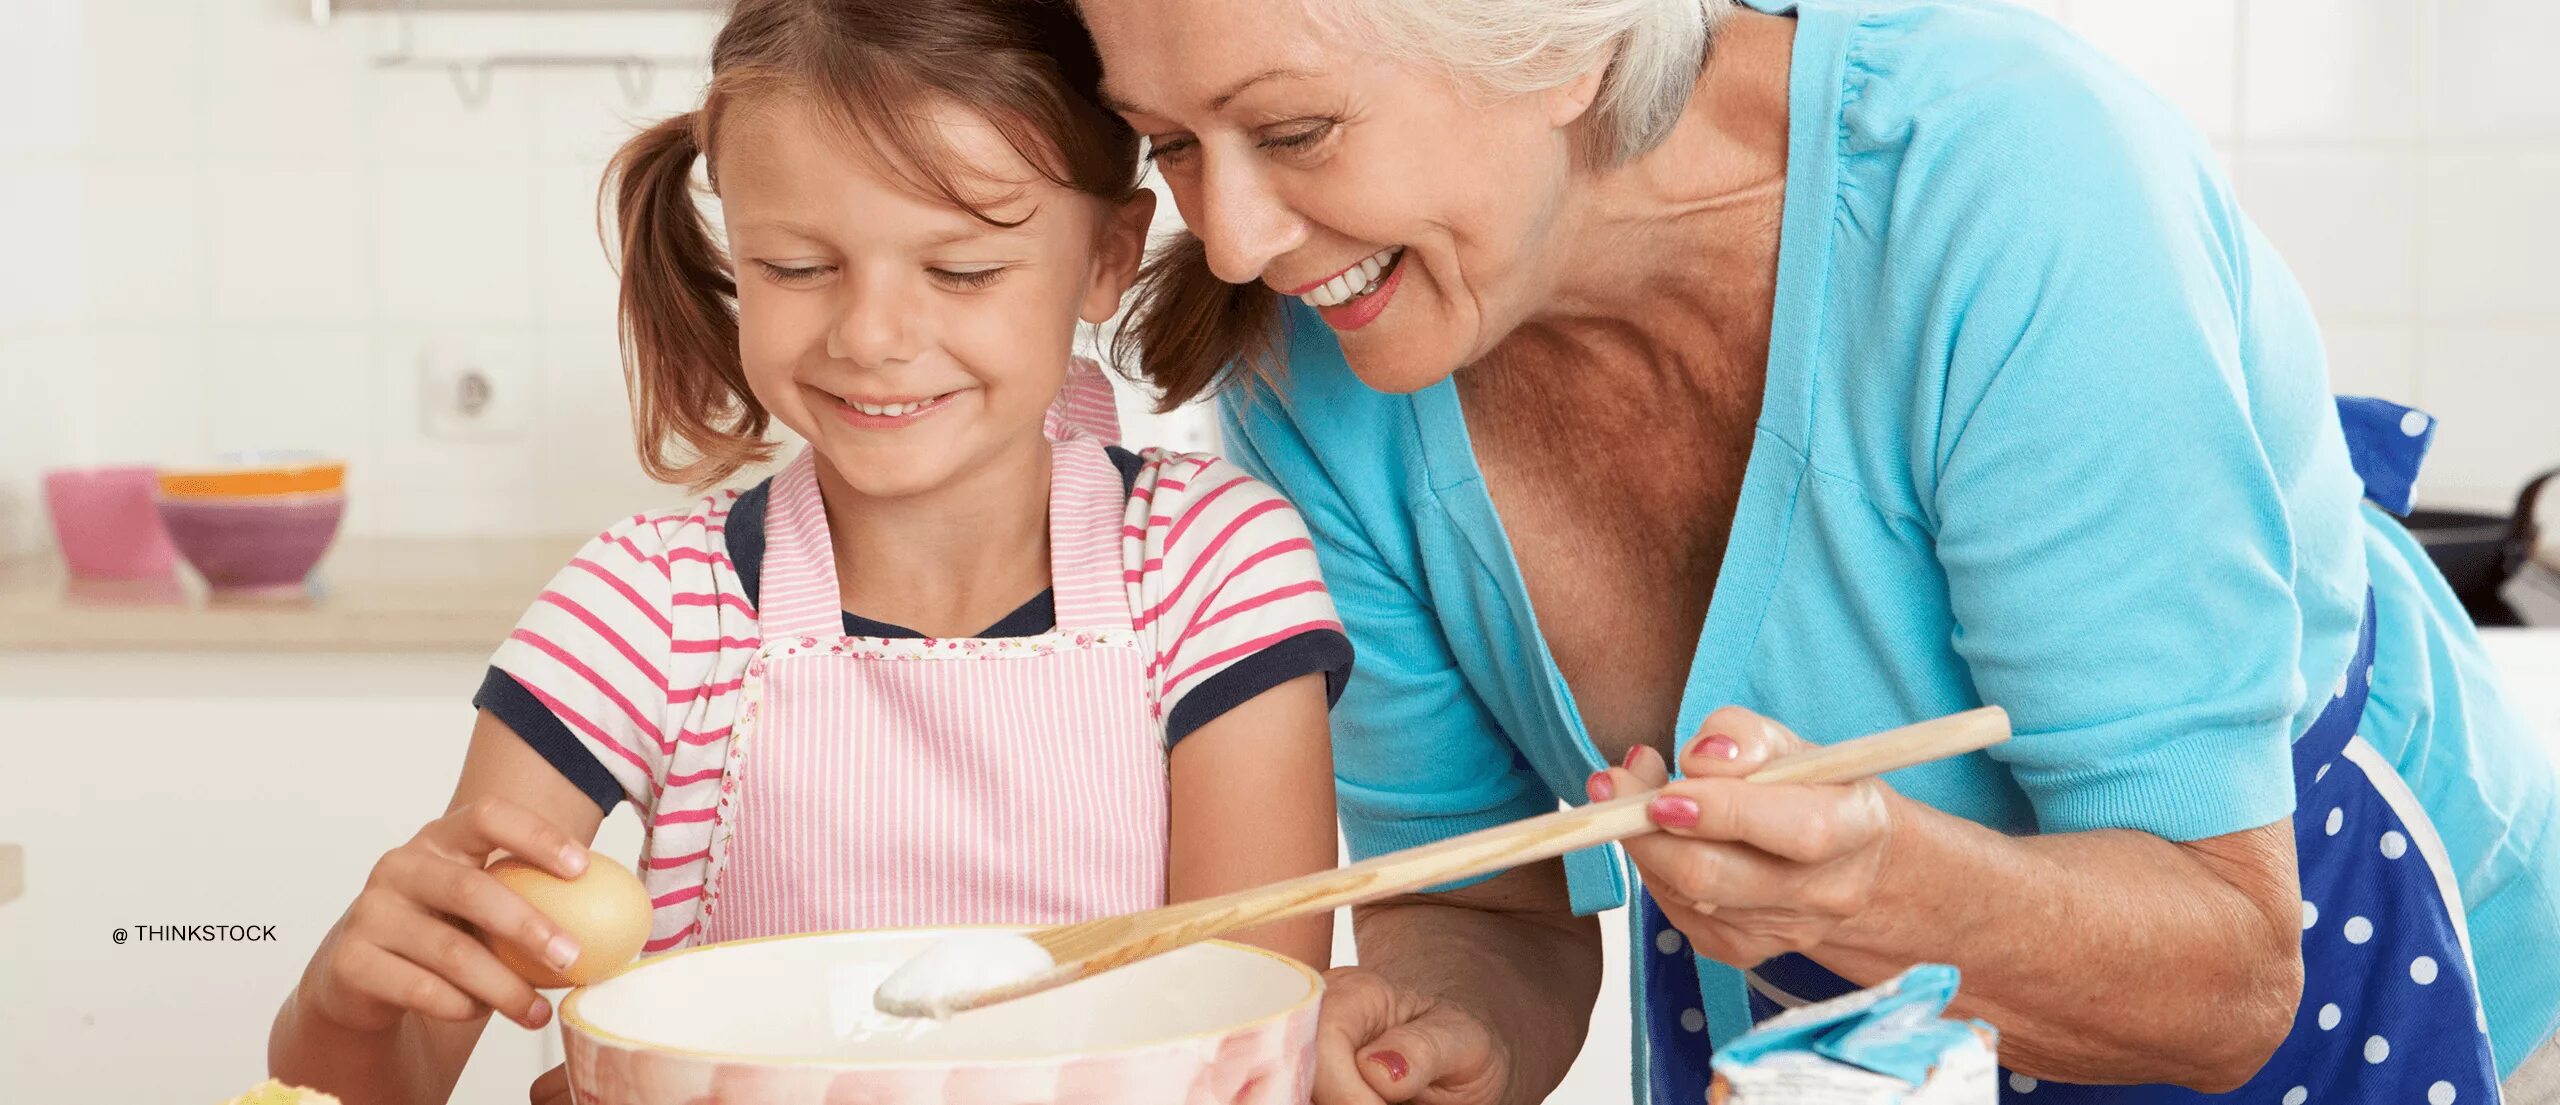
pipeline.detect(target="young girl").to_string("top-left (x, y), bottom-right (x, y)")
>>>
top-left (266, 1), bottom-right (1349, 1098)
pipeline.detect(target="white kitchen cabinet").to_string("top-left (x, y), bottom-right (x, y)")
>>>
top-left (3, 634), bottom-right (2550, 1104)
top-left (0, 650), bottom-right (642, 1104)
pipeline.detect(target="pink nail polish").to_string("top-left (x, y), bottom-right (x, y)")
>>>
top-left (1370, 1050), bottom-right (1409, 1082)
top-left (1587, 771), bottom-right (1615, 802)
top-left (1697, 734), bottom-right (1741, 761)
top-left (1651, 795), bottom-right (1701, 829)
top-left (1622, 745), bottom-right (1644, 771)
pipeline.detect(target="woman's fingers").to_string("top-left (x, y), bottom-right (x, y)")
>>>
top-left (1314, 968), bottom-right (1402, 1105)
top-left (1646, 777), bottom-right (1892, 865)
top-left (1355, 1002), bottom-right (1503, 1103)
top-left (1677, 706), bottom-right (1805, 779)
top-left (1311, 967), bottom-right (1505, 1105)
top-left (1621, 829), bottom-right (1805, 912)
top-left (422, 797), bottom-right (591, 880)
top-left (529, 1062), bottom-right (573, 1104)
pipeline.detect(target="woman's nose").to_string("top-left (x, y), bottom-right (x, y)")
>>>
top-left (825, 275), bottom-right (923, 367)
top-left (1189, 154), bottom-right (1309, 286)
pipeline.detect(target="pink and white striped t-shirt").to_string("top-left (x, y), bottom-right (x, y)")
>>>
top-left (475, 446), bottom-right (1351, 823)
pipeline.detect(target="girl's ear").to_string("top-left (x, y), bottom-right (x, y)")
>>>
top-left (1081, 189), bottom-right (1159, 325)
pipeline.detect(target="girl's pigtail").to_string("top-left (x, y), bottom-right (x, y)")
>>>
top-left (605, 111), bottom-right (769, 489)
top-left (1114, 231), bottom-right (1285, 413)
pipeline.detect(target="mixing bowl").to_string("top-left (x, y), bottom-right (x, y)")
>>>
top-left (560, 927), bottom-right (1322, 1105)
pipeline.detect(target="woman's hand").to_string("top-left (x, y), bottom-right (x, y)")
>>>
top-left (1313, 966), bottom-right (1508, 1105)
top-left (297, 797), bottom-right (593, 1035)
top-left (529, 1062), bottom-right (572, 1104)
top-left (1588, 706), bottom-right (1897, 966)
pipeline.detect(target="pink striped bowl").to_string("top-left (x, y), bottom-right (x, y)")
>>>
top-left (559, 927), bottom-right (1322, 1105)
top-left (155, 492), bottom-right (345, 596)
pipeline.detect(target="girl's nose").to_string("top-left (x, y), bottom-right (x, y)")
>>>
top-left (825, 274), bottom-right (924, 367)
top-left (1188, 153), bottom-right (1309, 287)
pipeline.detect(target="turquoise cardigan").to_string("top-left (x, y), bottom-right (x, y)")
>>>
top-left (1218, 0), bottom-right (2559, 1074)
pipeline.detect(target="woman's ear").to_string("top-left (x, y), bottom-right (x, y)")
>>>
top-left (1082, 189), bottom-right (1160, 324)
top-left (1546, 62), bottom-right (1608, 130)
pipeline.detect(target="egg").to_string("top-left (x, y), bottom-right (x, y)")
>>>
top-left (484, 853), bottom-right (651, 988)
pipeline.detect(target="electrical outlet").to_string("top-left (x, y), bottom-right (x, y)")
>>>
top-left (417, 340), bottom-right (528, 441)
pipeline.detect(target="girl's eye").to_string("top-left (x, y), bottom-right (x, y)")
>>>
top-left (1142, 134), bottom-right (1197, 165)
top-left (757, 261), bottom-right (832, 286)
top-left (930, 267), bottom-right (1008, 289)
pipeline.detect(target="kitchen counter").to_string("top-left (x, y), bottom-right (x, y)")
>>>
top-left (0, 536), bottom-right (585, 652)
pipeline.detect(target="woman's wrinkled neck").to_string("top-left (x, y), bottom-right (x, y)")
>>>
top-left (1528, 7), bottom-right (1797, 368)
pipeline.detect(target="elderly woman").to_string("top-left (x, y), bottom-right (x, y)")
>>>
top-left (1075, 0), bottom-right (2560, 1102)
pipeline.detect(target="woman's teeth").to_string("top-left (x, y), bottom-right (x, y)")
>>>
top-left (1300, 247), bottom-right (1402, 308)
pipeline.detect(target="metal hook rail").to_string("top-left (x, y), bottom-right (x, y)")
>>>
top-left (313, 0), bottom-right (714, 109)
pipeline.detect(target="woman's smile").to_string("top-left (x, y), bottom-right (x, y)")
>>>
top-left (1291, 245), bottom-right (1407, 330)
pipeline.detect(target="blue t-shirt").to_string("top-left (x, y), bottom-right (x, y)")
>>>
top-left (1218, 0), bottom-right (2558, 1073)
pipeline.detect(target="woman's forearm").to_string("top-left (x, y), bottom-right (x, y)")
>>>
top-left (1353, 861), bottom-right (1603, 1105)
top-left (1812, 799), bottom-right (2301, 1091)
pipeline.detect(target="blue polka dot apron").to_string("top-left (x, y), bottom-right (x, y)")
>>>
top-left (1639, 396), bottom-right (2502, 1104)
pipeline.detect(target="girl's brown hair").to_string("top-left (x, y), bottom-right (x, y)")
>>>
top-left (1112, 232), bottom-right (1286, 413)
top-left (606, 0), bottom-right (1141, 488)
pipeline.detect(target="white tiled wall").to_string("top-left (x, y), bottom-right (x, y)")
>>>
top-left (1, 0), bottom-right (2554, 561)
top-left (0, 0), bottom-right (1225, 557)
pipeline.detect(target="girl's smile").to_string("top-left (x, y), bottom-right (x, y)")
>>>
top-left (817, 386), bottom-right (970, 429)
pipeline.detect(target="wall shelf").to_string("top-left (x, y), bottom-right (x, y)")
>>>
top-left (312, 0), bottom-right (724, 22)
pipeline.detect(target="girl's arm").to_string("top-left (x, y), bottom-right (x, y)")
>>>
top-left (1165, 671), bottom-right (1337, 967)
top-left (268, 710), bottom-right (607, 1105)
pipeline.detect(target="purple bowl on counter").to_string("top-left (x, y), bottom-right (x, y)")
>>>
top-left (156, 493), bottom-right (347, 596)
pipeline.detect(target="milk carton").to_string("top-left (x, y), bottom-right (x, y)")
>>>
top-left (1708, 965), bottom-right (1997, 1104)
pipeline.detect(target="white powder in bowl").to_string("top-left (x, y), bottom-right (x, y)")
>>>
top-left (871, 931), bottom-right (1056, 1019)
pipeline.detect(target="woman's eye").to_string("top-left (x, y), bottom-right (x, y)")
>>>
top-left (757, 261), bottom-right (832, 286)
top-left (1259, 119), bottom-right (1335, 153)
top-left (930, 266), bottom-right (1009, 289)
top-left (1142, 135), bottom-right (1197, 164)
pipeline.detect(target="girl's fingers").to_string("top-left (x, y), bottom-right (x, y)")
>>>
top-left (334, 936), bottom-right (488, 1025)
top-left (1645, 777), bottom-right (1891, 865)
top-left (423, 798), bottom-right (590, 880)
top-left (367, 896), bottom-right (552, 1028)
top-left (375, 849), bottom-right (581, 992)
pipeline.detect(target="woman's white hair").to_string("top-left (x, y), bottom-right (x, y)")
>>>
top-left (1327, 0), bottom-right (1725, 165)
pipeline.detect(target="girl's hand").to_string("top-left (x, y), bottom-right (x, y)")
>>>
top-left (297, 797), bottom-right (593, 1034)
top-left (1313, 966), bottom-right (1508, 1105)
top-left (1589, 706), bottom-right (1897, 966)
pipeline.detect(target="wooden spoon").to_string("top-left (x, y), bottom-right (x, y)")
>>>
top-left (874, 706), bottom-right (2010, 1018)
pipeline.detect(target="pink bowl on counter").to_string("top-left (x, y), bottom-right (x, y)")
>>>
top-left (42, 466), bottom-right (177, 581)
top-left (155, 492), bottom-right (346, 595)
top-left (560, 927), bottom-right (1322, 1105)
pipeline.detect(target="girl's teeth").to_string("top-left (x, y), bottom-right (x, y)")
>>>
top-left (852, 398), bottom-right (928, 417)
